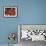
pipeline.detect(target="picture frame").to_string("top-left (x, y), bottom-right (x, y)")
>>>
top-left (4, 6), bottom-right (17, 17)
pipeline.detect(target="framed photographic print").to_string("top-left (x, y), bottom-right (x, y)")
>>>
top-left (4, 7), bottom-right (17, 17)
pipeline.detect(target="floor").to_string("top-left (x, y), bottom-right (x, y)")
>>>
top-left (0, 44), bottom-right (18, 46)
top-left (0, 40), bottom-right (46, 46)
top-left (19, 39), bottom-right (46, 46)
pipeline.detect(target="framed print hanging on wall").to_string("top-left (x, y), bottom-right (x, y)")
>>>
top-left (4, 6), bottom-right (17, 17)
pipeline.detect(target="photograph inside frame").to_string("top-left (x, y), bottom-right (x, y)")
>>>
top-left (4, 7), bottom-right (17, 17)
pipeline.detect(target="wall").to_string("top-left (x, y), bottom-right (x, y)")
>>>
top-left (18, 0), bottom-right (46, 24)
top-left (0, 0), bottom-right (46, 44)
top-left (0, 0), bottom-right (18, 44)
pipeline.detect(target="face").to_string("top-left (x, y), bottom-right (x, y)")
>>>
top-left (5, 8), bottom-right (16, 16)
